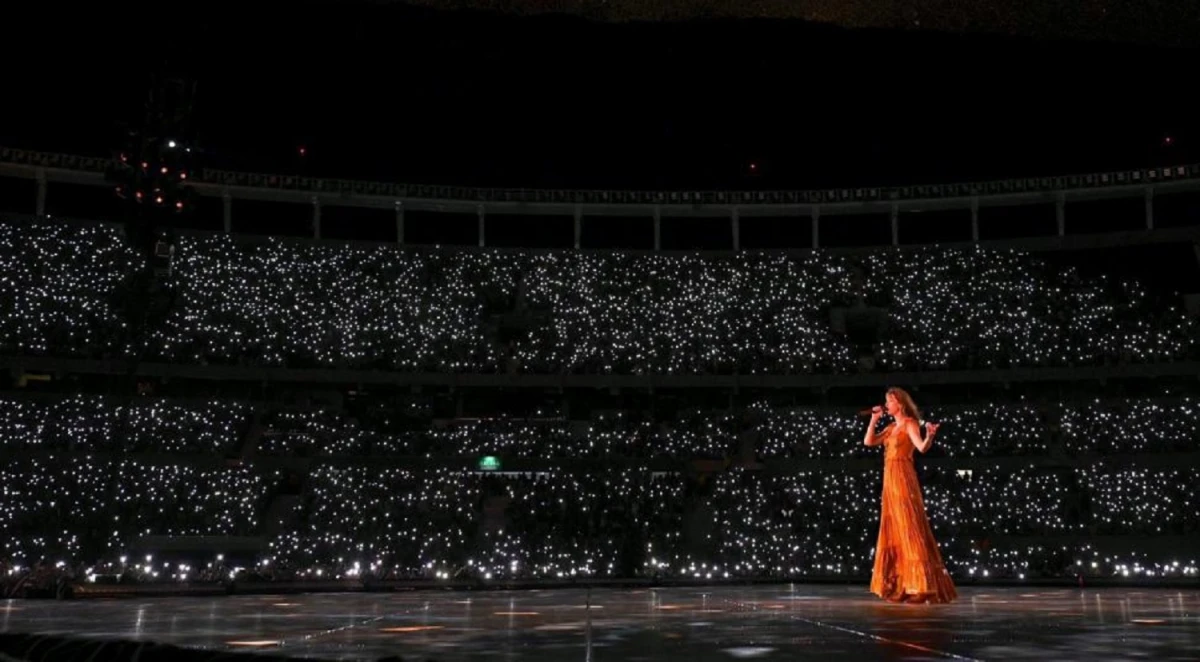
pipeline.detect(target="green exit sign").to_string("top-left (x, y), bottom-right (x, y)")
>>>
top-left (478, 456), bottom-right (501, 471)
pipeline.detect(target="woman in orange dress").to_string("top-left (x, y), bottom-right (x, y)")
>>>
top-left (864, 387), bottom-right (957, 603)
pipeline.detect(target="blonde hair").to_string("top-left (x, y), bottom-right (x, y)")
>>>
top-left (886, 387), bottom-right (921, 421)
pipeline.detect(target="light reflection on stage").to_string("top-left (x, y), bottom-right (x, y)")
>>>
top-left (2, 585), bottom-right (1199, 660)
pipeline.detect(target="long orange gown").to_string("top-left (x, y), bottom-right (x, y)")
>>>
top-left (869, 422), bottom-right (957, 603)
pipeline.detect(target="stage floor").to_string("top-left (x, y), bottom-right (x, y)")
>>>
top-left (3, 585), bottom-right (1199, 660)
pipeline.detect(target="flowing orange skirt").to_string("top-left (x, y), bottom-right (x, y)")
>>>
top-left (869, 458), bottom-right (957, 603)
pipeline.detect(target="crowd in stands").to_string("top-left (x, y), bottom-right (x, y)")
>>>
top-left (4, 394), bottom-right (1197, 460)
top-left (859, 249), bottom-right (1191, 370)
top-left (3, 460), bottom-right (1196, 596)
top-left (1, 215), bottom-right (1197, 597)
top-left (1, 395), bottom-right (1198, 596)
top-left (0, 395), bottom-right (251, 453)
top-left (1, 219), bottom-right (1193, 374)
top-left (0, 456), bottom-right (270, 566)
top-left (0, 221), bottom-right (137, 359)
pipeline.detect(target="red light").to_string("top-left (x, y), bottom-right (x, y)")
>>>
top-left (155, 196), bottom-right (164, 204)
top-left (135, 190), bottom-right (144, 200)
top-left (120, 153), bottom-right (128, 162)
top-left (1164, 136), bottom-right (1174, 145)
top-left (161, 166), bottom-right (169, 174)
top-left (180, 172), bottom-right (188, 180)
top-left (141, 162), bottom-right (148, 170)
top-left (175, 201), bottom-right (184, 210)
top-left (298, 146), bottom-right (307, 157)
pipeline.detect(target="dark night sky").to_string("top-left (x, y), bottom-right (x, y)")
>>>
top-left (1, 1), bottom-right (1195, 191)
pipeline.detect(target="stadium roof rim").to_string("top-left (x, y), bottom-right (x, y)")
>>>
top-left (1, 146), bottom-right (1198, 213)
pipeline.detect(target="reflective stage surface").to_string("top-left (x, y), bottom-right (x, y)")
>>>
top-left (3, 585), bottom-right (1199, 660)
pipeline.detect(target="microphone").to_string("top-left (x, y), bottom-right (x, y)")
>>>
top-left (858, 406), bottom-right (884, 417)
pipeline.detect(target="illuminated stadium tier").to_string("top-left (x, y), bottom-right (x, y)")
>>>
top-left (0, 219), bottom-right (1193, 373)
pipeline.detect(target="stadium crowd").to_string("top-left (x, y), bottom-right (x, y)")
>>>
top-left (3, 394), bottom-right (1197, 459)
top-left (2, 219), bottom-right (1193, 373)
top-left (0, 216), bottom-right (1197, 597)
top-left (1, 395), bottom-right (1198, 596)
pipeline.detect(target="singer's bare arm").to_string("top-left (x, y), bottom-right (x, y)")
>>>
top-left (863, 415), bottom-right (884, 446)
top-left (904, 419), bottom-right (939, 453)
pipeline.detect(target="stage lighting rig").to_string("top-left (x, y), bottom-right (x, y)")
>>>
top-left (109, 136), bottom-right (196, 215)
top-left (108, 75), bottom-right (199, 252)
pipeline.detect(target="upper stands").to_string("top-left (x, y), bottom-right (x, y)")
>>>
top-left (0, 219), bottom-right (1193, 374)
